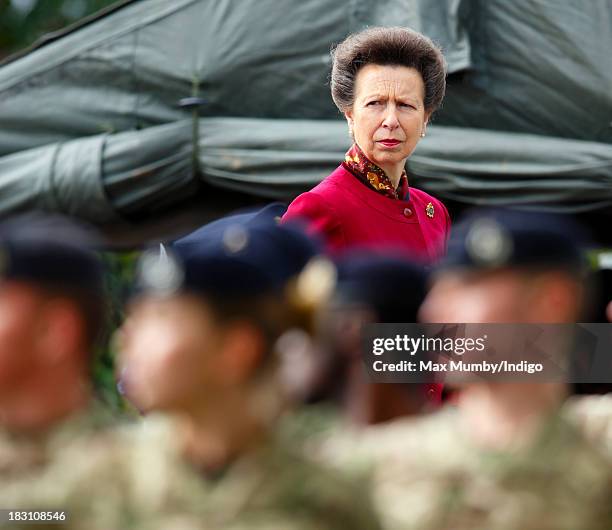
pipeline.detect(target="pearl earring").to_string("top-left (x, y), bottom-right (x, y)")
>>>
top-left (421, 131), bottom-right (426, 138)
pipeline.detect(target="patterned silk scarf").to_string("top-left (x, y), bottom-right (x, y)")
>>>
top-left (342, 143), bottom-right (410, 201)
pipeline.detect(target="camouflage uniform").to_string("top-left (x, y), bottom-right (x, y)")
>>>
top-left (0, 404), bottom-right (135, 530)
top-left (318, 407), bottom-right (612, 530)
top-left (0, 411), bottom-right (379, 530)
top-left (564, 393), bottom-right (612, 459)
top-left (124, 415), bottom-right (381, 530)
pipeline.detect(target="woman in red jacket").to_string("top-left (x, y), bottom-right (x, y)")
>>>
top-left (283, 27), bottom-right (450, 263)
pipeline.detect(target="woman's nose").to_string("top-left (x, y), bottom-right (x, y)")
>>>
top-left (381, 106), bottom-right (400, 129)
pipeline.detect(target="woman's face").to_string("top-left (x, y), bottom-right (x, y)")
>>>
top-left (345, 64), bottom-right (429, 175)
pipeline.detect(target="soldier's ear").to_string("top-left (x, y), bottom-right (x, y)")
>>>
top-left (218, 321), bottom-right (266, 385)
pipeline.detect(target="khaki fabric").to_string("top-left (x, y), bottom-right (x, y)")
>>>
top-left (317, 407), bottom-right (612, 530)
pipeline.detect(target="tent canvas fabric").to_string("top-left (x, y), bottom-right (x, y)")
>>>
top-left (0, 0), bottom-right (611, 242)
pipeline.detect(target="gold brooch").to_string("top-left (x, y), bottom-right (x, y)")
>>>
top-left (426, 202), bottom-right (435, 218)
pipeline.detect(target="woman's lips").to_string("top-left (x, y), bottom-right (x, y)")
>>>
top-left (378, 139), bottom-right (401, 147)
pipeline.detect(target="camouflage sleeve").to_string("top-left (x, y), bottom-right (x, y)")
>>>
top-left (564, 394), bottom-right (612, 459)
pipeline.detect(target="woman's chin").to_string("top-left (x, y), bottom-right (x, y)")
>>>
top-left (371, 150), bottom-right (409, 168)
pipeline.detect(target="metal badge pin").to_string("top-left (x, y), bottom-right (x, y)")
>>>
top-left (138, 245), bottom-right (184, 295)
top-left (426, 202), bottom-right (435, 218)
top-left (222, 225), bottom-right (249, 254)
top-left (465, 218), bottom-right (513, 267)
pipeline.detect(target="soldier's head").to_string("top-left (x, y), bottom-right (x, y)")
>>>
top-left (0, 215), bottom-right (106, 420)
top-left (282, 252), bottom-right (431, 424)
top-left (118, 209), bottom-right (324, 417)
top-left (420, 209), bottom-right (589, 324)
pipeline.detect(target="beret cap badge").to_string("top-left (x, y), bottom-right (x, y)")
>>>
top-left (222, 225), bottom-right (249, 254)
top-left (465, 218), bottom-right (513, 267)
top-left (138, 245), bottom-right (184, 295)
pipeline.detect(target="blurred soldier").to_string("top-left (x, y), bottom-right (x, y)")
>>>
top-left (564, 252), bottom-right (612, 459)
top-left (280, 252), bottom-right (435, 430)
top-left (419, 209), bottom-right (590, 449)
top-left (322, 210), bottom-right (612, 530)
top-left (276, 252), bottom-right (439, 496)
top-left (0, 214), bottom-right (111, 523)
top-left (117, 212), bottom-right (381, 530)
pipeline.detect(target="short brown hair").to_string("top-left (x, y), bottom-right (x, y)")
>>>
top-left (330, 26), bottom-right (446, 114)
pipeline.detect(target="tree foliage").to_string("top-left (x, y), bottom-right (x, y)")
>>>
top-left (0, 0), bottom-right (118, 59)
top-left (94, 251), bottom-right (139, 411)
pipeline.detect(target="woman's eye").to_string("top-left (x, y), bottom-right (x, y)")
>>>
top-left (366, 101), bottom-right (380, 106)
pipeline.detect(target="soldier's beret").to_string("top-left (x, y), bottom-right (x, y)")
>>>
top-left (333, 252), bottom-right (427, 323)
top-left (441, 209), bottom-right (588, 273)
top-left (0, 213), bottom-right (104, 293)
top-left (135, 205), bottom-right (320, 299)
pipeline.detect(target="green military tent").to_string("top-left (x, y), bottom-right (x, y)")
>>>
top-left (0, 0), bottom-right (611, 245)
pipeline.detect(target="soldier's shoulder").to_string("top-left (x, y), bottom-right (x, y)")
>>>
top-left (206, 432), bottom-right (381, 530)
top-left (316, 407), bottom-right (465, 473)
top-left (563, 393), bottom-right (612, 458)
top-left (45, 414), bottom-right (206, 523)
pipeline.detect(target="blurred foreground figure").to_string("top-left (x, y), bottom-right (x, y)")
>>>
top-left (280, 253), bottom-right (435, 432)
top-left (564, 256), bottom-right (612, 461)
top-left (0, 215), bottom-right (111, 523)
top-left (323, 210), bottom-right (612, 530)
top-left (118, 212), bottom-right (381, 530)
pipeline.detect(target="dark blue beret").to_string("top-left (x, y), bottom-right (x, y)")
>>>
top-left (136, 205), bottom-right (320, 299)
top-left (333, 252), bottom-right (427, 323)
top-left (441, 209), bottom-right (588, 273)
top-left (0, 214), bottom-right (104, 293)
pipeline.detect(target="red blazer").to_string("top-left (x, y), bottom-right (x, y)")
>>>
top-left (282, 165), bottom-right (450, 263)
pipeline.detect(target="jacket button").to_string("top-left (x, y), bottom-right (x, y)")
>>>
top-left (403, 207), bottom-right (413, 217)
